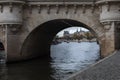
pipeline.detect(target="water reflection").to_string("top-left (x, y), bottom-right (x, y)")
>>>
top-left (0, 42), bottom-right (100, 80)
top-left (0, 64), bottom-right (7, 80)
top-left (7, 59), bottom-right (53, 80)
top-left (0, 50), bottom-right (7, 80)
top-left (0, 51), bottom-right (6, 63)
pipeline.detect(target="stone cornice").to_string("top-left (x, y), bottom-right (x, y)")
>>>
top-left (97, 0), bottom-right (120, 4)
top-left (0, 0), bottom-right (25, 4)
top-left (26, 2), bottom-right (94, 6)
top-left (0, 22), bottom-right (22, 25)
top-left (0, 1), bottom-right (97, 6)
top-left (26, 0), bottom-right (95, 2)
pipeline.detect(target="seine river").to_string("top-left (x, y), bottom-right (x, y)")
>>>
top-left (0, 42), bottom-right (100, 80)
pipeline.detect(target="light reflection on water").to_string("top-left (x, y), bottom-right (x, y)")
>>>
top-left (0, 42), bottom-right (100, 80)
top-left (0, 64), bottom-right (7, 80)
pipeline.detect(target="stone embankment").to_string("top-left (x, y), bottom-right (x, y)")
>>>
top-left (66, 50), bottom-right (120, 80)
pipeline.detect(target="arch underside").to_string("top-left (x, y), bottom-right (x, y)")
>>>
top-left (21, 19), bottom-right (100, 60)
top-left (0, 42), bottom-right (4, 50)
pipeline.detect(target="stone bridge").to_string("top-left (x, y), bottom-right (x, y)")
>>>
top-left (0, 0), bottom-right (120, 61)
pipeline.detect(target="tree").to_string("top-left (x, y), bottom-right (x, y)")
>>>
top-left (84, 32), bottom-right (95, 40)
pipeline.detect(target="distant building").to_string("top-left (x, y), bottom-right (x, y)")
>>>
top-left (61, 29), bottom-right (95, 40)
top-left (63, 31), bottom-right (70, 40)
top-left (63, 31), bottom-right (70, 37)
top-left (74, 29), bottom-right (85, 36)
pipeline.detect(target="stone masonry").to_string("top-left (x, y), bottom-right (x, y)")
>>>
top-left (0, 0), bottom-right (119, 61)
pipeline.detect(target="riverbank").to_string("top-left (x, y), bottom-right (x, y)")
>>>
top-left (52, 39), bottom-right (97, 45)
top-left (66, 50), bottom-right (120, 80)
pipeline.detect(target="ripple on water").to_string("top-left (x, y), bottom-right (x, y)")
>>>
top-left (0, 42), bottom-right (100, 80)
top-left (51, 42), bottom-right (100, 80)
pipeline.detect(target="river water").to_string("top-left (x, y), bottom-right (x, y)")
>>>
top-left (0, 42), bottom-right (100, 80)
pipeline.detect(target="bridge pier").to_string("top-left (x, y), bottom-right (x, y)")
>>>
top-left (100, 22), bottom-right (116, 58)
top-left (0, 0), bottom-right (24, 62)
top-left (7, 25), bottom-right (23, 61)
top-left (98, 0), bottom-right (120, 58)
top-left (0, 24), bottom-right (22, 61)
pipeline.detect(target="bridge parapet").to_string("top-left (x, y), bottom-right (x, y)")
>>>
top-left (97, 0), bottom-right (120, 23)
top-left (0, 0), bottom-right (25, 25)
top-left (25, 1), bottom-right (99, 15)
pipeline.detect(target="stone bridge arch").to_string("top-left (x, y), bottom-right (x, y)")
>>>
top-left (21, 19), bottom-right (104, 61)
top-left (0, 0), bottom-right (119, 62)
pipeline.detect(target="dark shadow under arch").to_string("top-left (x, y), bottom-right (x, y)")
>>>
top-left (21, 19), bottom-right (99, 59)
top-left (0, 42), bottom-right (4, 50)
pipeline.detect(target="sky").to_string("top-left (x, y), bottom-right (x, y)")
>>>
top-left (57, 27), bottom-right (89, 37)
